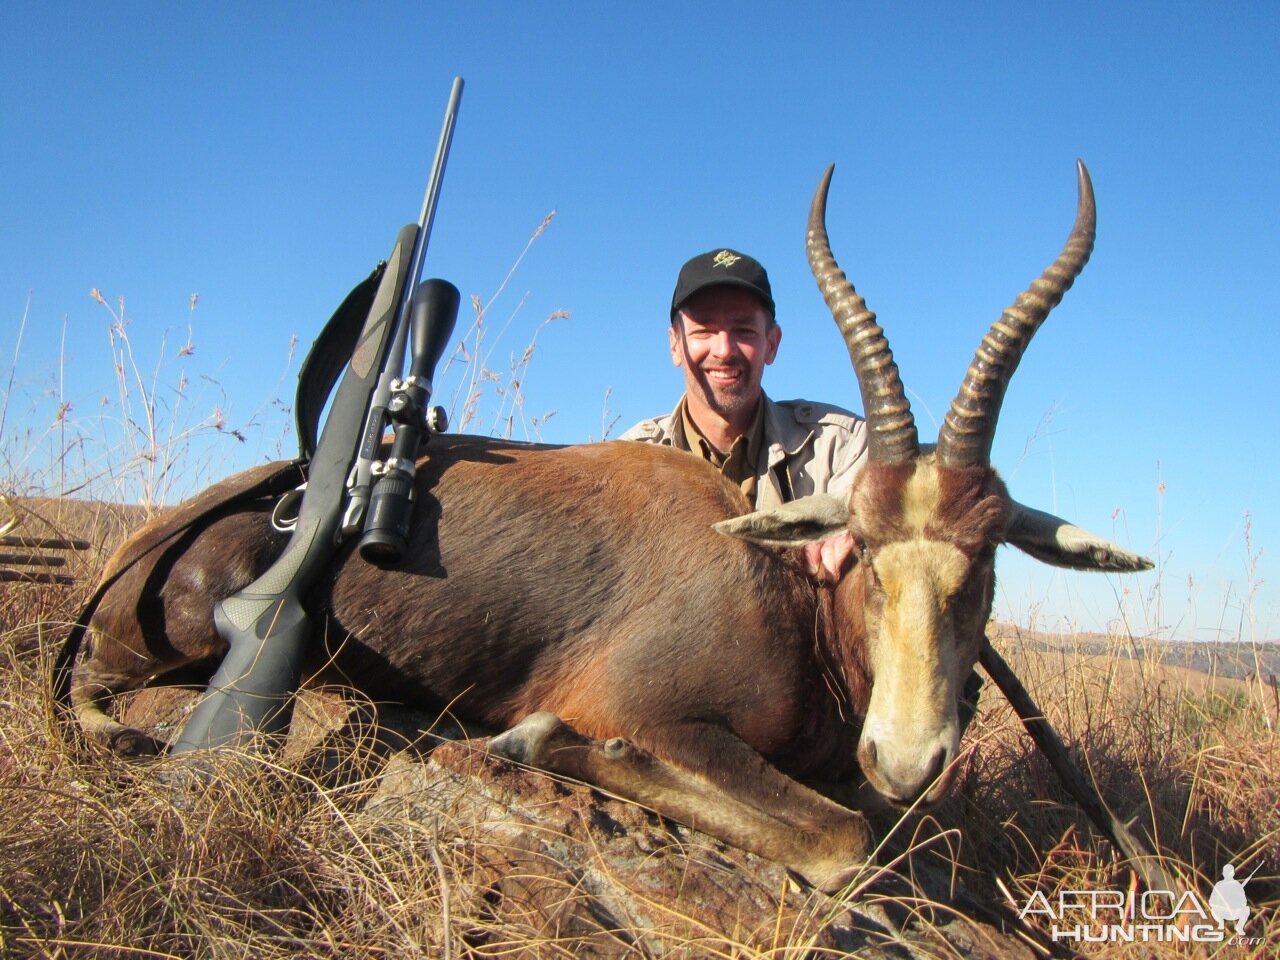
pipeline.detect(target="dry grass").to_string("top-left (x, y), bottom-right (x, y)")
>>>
top-left (441, 210), bottom-right (567, 442)
top-left (0, 633), bottom-right (451, 957)
top-left (921, 628), bottom-right (1280, 956)
top-left (3, 517), bottom-right (1276, 958)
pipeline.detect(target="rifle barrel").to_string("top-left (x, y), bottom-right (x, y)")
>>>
top-left (399, 77), bottom-right (464, 345)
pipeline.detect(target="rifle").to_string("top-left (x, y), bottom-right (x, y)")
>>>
top-left (170, 77), bottom-right (465, 755)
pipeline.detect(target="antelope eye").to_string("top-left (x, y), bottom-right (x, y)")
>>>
top-left (863, 548), bottom-right (883, 587)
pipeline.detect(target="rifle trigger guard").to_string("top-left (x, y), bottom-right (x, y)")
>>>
top-left (271, 483), bottom-right (306, 533)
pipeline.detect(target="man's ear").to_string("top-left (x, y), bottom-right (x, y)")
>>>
top-left (713, 493), bottom-right (850, 547)
top-left (669, 322), bottom-right (685, 367)
top-left (765, 322), bottom-right (781, 365)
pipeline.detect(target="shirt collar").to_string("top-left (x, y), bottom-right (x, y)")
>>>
top-left (676, 396), bottom-right (765, 463)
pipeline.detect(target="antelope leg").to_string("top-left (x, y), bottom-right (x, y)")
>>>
top-left (490, 711), bottom-right (871, 893)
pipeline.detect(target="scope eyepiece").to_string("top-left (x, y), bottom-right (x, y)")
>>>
top-left (359, 467), bottom-right (415, 564)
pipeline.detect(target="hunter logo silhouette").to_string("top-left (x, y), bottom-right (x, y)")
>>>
top-left (1209, 862), bottom-right (1261, 935)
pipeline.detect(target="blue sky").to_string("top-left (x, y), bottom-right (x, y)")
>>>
top-left (3, 3), bottom-right (1276, 641)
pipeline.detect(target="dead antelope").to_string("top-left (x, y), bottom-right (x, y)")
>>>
top-left (71, 162), bottom-right (1149, 891)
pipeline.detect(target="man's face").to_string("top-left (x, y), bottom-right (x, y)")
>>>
top-left (669, 286), bottom-right (781, 422)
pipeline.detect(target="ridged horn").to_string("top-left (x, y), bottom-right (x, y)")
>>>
top-left (807, 165), bottom-right (918, 464)
top-left (936, 160), bottom-right (1096, 467)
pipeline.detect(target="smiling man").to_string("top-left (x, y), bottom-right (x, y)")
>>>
top-left (622, 248), bottom-right (868, 514)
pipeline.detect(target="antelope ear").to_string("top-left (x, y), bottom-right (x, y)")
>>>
top-left (713, 494), bottom-right (850, 547)
top-left (1006, 501), bottom-right (1153, 572)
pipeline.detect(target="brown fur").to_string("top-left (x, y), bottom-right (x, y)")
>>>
top-left (76, 439), bottom-right (856, 775)
top-left (69, 163), bottom-right (1124, 891)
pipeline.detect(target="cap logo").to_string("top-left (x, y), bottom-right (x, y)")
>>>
top-left (712, 250), bottom-right (741, 269)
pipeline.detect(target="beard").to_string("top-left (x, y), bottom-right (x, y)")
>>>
top-left (694, 359), bottom-right (760, 418)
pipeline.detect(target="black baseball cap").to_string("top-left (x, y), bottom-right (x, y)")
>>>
top-left (670, 248), bottom-right (775, 320)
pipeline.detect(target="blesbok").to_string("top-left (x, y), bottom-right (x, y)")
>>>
top-left (70, 162), bottom-right (1149, 892)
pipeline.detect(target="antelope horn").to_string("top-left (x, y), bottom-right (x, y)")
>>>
top-left (936, 160), bottom-right (1096, 467)
top-left (807, 165), bottom-right (918, 464)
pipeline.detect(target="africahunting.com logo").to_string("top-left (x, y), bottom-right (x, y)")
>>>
top-left (1019, 862), bottom-right (1265, 945)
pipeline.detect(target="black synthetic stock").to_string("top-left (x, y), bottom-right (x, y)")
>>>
top-left (52, 460), bottom-right (306, 732)
top-left (170, 226), bottom-right (419, 753)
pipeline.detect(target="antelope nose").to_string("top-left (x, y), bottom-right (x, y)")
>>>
top-left (861, 740), bottom-right (949, 805)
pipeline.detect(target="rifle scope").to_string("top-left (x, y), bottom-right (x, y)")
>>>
top-left (359, 277), bottom-right (460, 564)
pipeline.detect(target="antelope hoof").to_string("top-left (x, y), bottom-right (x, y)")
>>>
top-left (109, 727), bottom-right (165, 758)
top-left (808, 860), bottom-right (862, 896)
top-left (489, 712), bottom-right (567, 766)
top-left (797, 815), bottom-right (873, 894)
top-left (602, 737), bottom-right (632, 760)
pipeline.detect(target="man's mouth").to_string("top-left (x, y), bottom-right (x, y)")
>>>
top-left (703, 366), bottom-right (744, 385)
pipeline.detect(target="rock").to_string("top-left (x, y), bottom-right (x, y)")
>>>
top-left (365, 739), bottom-right (1035, 959)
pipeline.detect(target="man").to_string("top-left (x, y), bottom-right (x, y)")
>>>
top-left (621, 247), bottom-right (867, 579)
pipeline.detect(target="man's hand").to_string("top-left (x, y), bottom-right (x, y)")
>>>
top-left (802, 532), bottom-right (856, 584)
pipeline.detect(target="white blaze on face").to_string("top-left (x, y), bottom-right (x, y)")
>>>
top-left (858, 463), bottom-right (968, 804)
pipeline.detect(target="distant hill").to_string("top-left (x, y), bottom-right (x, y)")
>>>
top-left (989, 622), bottom-right (1280, 685)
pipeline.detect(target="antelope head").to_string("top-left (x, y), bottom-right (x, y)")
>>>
top-left (717, 162), bottom-right (1151, 806)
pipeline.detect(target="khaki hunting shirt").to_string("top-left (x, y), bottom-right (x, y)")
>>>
top-left (620, 395), bottom-right (869, 509)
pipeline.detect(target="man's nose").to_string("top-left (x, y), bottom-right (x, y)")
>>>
top-left (708, 332), bottom-right (738, 359)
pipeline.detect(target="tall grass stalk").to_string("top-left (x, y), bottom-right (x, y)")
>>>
top-left (2, 290), bottom-right (273, 514)
top-left (440, 211), bottom-right (566, 441)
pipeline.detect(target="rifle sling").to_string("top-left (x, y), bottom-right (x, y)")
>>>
top-left (293, 262), bottom-right (387, 461)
